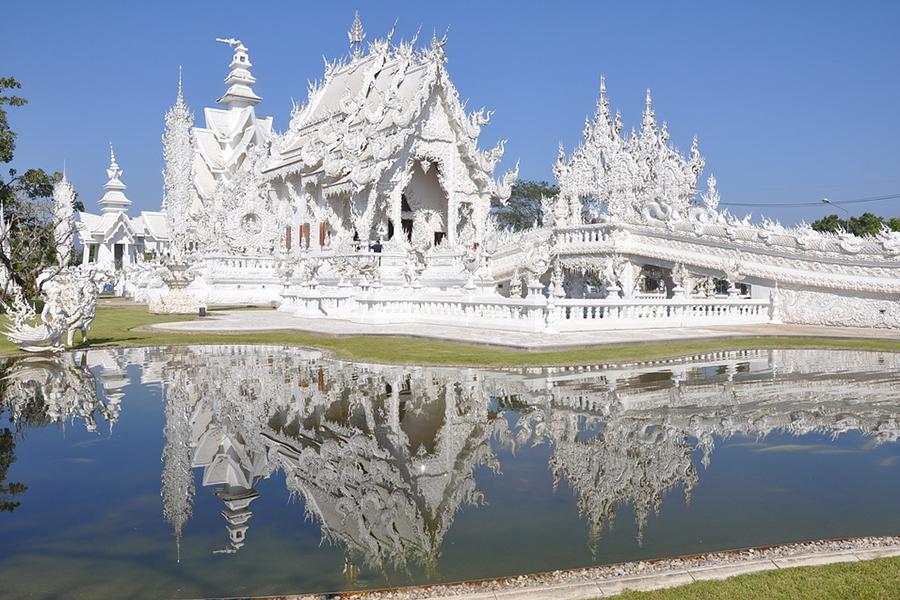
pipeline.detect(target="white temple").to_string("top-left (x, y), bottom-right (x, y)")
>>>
top-left (76, 145), bottom-right (169, 271)
top-left (74, 13), bottom-right (899, 330)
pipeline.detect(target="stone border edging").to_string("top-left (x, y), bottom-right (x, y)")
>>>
top-left (210, 535), bottom-right (900, 600)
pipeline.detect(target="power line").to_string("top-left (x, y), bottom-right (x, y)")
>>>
top-left (719, 193), bottom-right (900, 208)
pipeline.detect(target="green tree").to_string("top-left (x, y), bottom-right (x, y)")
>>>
top-left (811, 213), bottom-right (848, 233)
top-left (847, 212), bottom-right (884, 237)
top-left (812, 212), bottom-right (900, 237)
top-left (0, 427), bottom-right (26, 512)
top-left (0, 77), bottom-right (70, 299)
top-left (0, 77), bottom-right (57, 207)
top-left (492, 180), bottom-right (559, 231)
top-left (0, 77), bottom-right (27, 164)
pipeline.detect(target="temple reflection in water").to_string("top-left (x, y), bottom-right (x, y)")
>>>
top-left (2, 345), bottom-right (900, 576)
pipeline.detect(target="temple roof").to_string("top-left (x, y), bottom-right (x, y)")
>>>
top-left (76, 209), bottom-right (169, 242)
top-left (297, 54), bottom-right (432, 136)
top-left (215, 38), bottom-right (263, 109)
top-left (263, 20), bottom-right (517, 201)
top-left (98, 145), bottom-right (133, 213)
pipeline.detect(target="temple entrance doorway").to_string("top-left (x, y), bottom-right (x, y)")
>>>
top-left (402, 162), bottom-right (449, 248)
top-left (114, 243), bottom-right (124, 270)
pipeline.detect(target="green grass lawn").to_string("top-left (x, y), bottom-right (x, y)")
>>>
top-left (609, 555), bottom-right (900, 599)
top-left (2, 304), bottom-right (900, 366)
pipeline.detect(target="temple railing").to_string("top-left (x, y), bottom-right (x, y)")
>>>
top-left (551, 297), bottom-right (771, 331)
top-left (555, 223), bottom-right (618, 246)
top-left (279, 287), bottom-right (772, 332)
top-left (549, 222), bottom-right (900, 296)
top-left (202, 254), bottom-right (281, 281)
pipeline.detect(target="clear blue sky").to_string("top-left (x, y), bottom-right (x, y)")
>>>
top-left (6, 1), bottom-right (900, 224)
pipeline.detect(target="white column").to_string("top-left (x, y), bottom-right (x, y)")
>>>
top-left (390, 186), bottom-right (402, 241)
top-left (82, 244), bottom-right (89, 265)
top-left (446, 152), bottom-right (457, 245)
top-left (620, 259), bottom-right (637, 300)
top-left (447, 200), bottom-right (458, 245)
top-left (296, 186), bottom-right (308, 254)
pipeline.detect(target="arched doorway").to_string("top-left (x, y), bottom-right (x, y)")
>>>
top-left (402, 161), bottom-right (449, 248)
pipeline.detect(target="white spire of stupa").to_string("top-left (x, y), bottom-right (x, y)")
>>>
top-left (52, 167), bottom-right (77, 265)
top-left (98, 143), bottom-right (132, 213)
top-left (641, 88), bottom-right (656, 132)
top-left (215, 38), bottom-right (262, 108)
top-left (162, 66), bottom-right (195, 250)
top-left (348, 10), bottom-right (366, 59)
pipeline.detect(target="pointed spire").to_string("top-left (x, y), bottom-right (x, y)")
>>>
top-left (52, 166), bottom-right (77, 265)
top-left (427, 26), bottom-right (449, 63)
top-left (348, 10), bottom-right (365, 59)
top-left (689, 135), bottom-right (705, 179)
top-left (98, 143), bottom-right (132, 213)
top-left (177, 65), bottom-right (184, 103)
top-left (703, 174), bottom-right (720, 210)
top-left (595, 74), bottom-right (612, 133)
top-left (641, 88), bottom-right (656, 133)
top-left (108, 143), bottom-right (122, 180)
top-left (215, 38), bottom-right (262, 108)
top-left (386, 17), bottom-right (398, 47)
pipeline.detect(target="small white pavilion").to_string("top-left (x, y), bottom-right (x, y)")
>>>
top-left (76, 145), bottom-right (170, 270)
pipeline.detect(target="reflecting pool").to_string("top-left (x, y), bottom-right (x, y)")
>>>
top-left (1, 346), bottom-right (899, 599)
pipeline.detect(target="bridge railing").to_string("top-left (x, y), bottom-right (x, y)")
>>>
top-left (280, 286), bottom-right (773, 332)
top-left (554, 223), bottom-right (618, 246)
top-left (550, 297), bottom-right (771, 331)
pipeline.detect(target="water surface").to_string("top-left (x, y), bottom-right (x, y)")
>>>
top-left (1, 345), bottom-right (899, 599)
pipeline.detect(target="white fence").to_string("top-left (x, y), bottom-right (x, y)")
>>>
top-left (552, 297), bottom-right (771, 331)
top-left (280, 287), bottom-right (773, 333)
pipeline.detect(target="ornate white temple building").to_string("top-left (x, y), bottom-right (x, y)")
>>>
top-left (80, 13), bottom-right (899, 330)
top-left (76, 146), bottom-right (169, 271)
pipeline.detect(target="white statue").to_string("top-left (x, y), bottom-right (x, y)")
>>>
top-left (39, 265), bottom-right (112, 347)
top-left (3, 289), bottom-right (65, 353)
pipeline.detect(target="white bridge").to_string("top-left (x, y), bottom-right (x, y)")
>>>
top-left (486, 215), bottom-right (900, 330)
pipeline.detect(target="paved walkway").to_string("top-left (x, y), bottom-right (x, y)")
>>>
top-left (423, 545), bottom-right (900, 599)
top-left (212, 537), bottom-right (900, 600)
top-left (148, 309), bottom-right (900, 350)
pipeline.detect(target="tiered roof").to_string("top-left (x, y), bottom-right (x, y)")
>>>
top-left (192, 39), bottom-right (273, 200)
top-left (265, 17), bottom-right (517, 202)
top-left (97, 144), bottom-right (133, 213)
top-left (554, 78), bottom-right (706, 222)
top-left (77, 149), bottom-right (169, 243)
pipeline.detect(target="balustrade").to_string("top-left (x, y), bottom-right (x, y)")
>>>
top-left (280, 284), bottom-right (772, 332)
